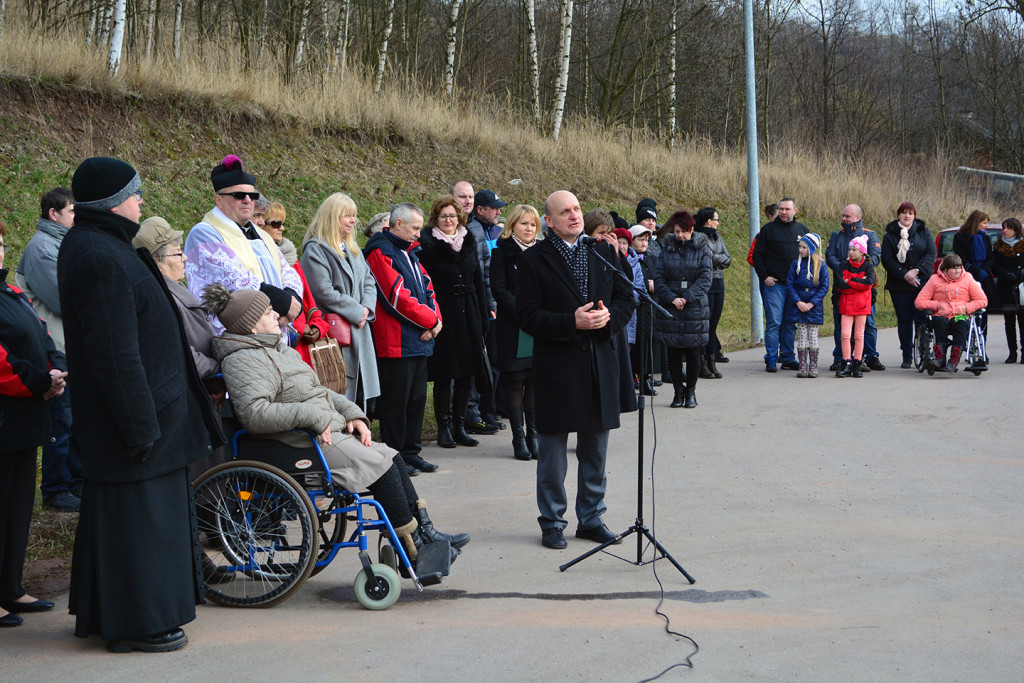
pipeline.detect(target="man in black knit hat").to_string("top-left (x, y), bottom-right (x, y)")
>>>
top-left (59, 156), bottom-right (224, 653)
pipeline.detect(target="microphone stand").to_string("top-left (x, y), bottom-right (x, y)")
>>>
top-left (559, 242), bottom-right (695, 583)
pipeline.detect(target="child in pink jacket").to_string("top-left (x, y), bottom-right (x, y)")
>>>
top-left (915, 253), bottom-right (988, 372)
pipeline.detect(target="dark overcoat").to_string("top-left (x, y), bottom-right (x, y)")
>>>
top-left (515, 236), bottom-right (633, 434)
top-left (993, 237), bottom-right (1024, 311)
top-left (489, 236), bottom-right (532, 373)
top-left (57, 207), bottom-right (224, 483)
top-left (416, 228), bottom-right (490, 382)
top-left (653, 233), bottom-right (713, 349)
top-left (880, 218), bottom-right (934, 294)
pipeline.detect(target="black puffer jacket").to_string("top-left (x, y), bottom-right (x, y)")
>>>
top-left (0, 270), bottom-right (65, 453)
top-left (653, 233), bottom-right (713, 349)
top-left (993, 237), bottom-right (1024, 311)
top-left (880, 218), bottom-right (935, 293)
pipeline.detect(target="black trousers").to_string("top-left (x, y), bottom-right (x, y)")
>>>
top-left (376, 356), bottom-right (428, 459)
top-left (704, 287), bottom-right (725, 355)
top-left (0, 449), bottom-right (36, 602)
top-left (667, 346), bottom-right (701, 390)
top-left (931, 316), bottom-right (969, 350)
top-left (890, 290), bottom-right (928, 360)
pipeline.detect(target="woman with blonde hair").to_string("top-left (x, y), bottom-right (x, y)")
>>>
top-left (300, 193), bottom-right (380, 410)
top-left (490, 204), bottom-right (541, 460)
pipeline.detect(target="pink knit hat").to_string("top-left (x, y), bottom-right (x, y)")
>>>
top-left (850, 235), bottom-right (869, 255)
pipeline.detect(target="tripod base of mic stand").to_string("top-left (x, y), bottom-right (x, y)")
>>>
top-left (558, 519), bottom-right (696, 583)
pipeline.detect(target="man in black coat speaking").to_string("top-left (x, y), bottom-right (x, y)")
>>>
top-left (515, 191), bottom-right (633, 550)
top-left (58, 157), bottom-right (224, 653)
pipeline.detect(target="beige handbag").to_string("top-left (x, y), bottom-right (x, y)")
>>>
top-left (309, 338), bottom-right (348, 395)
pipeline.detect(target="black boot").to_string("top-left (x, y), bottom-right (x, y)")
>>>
top-left (434, 382), bottom-right (456, 448)
top-left (699, 355), bottom-right (715, 379)
top-left (851, 359), bottom-right (863, 378)
top-left (394, 520), bottom-right (456, 584)
top-left (1005, 314), bottom-right (1018, 363)
top-left (524, 409), bottom-right (538, 460)
top-left (708, 353), bottom-right (722, 378)
top-left (415, 501), bottom-right (469, 550)
top-left (683, 387), bottom-right (697, 408)
top-left (508, 410), bottom-right (531, 461)
top-left (835, 360), bottom-right (852, 378)
top-left (670, 386), bottom-right (685, 408)
top-left (451, 382), bottom-right (479, 447)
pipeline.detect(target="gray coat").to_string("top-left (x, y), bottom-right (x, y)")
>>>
top-left (164, 275), bottom-right (219, 378)
top-left (211, 332), bottom-right (392, 491)
top-left (300, 239), bottom-right (381, 405)
top-left (15, 218), bottom-right (68, 351)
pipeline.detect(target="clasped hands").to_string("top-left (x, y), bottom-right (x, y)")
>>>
top-left (319, 418), bottom-right (373, 448)
top-left (575, 301), bottom-right (610, 330)
top-left (43, 369), bottom-right (67, 400)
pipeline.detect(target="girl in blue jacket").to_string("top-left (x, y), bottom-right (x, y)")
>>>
top-left (785, 233), bottom-right (830, 377)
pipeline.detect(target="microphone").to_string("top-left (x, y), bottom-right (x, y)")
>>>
top-left (579, 235), bottom-right (602, 246)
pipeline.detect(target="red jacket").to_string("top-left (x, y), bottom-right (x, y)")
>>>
top-left (290, 262), bottom-right (329, 366)
top-left (836, 257), bottom-right (875, 316)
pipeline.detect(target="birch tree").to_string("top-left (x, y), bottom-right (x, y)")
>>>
top-left (332, 0), bottom-right (351, 82)
top-left (375, 0), bottom-right (396, 94)
top-left (107, 0), bottom-right (127, 76)
top-left (667, 0), bottom-right (677, 145)
top-left (552, 0), bottom-right (573, 141)
top-left (525, 0), bottom-right (540, 127)
top-left (145, 0), bottom-right (156, 58)
top-left (173, 0), bottom-right (182, 59)
top-left (444, 0), bottom-right (462, 97)
top-left (0, 0), bottom-right (6, 40)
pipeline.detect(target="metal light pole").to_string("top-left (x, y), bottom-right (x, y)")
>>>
top-left (744, 0), bottom-right (764, 343)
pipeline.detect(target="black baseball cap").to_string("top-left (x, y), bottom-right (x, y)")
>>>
top-left (473, 190), bottom-right (508, 209)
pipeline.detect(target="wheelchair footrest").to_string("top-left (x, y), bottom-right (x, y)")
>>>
top-left (413, 539), bottom-right (452, 586)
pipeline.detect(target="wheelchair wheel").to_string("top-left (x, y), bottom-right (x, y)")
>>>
top-left (194, 461), bottom-right (319, 607)
top-left (353, 563), bottom-right (401, 610)
top-left (309, 501), bottom-right (348, 578)
top-left (914, 323), bottom-right (930, 373)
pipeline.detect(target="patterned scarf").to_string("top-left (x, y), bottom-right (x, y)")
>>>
top-left (897, 223), bottom-right (911, 264)
top-left (431, 225), bottom-right (467, 252)
top-left (551, 234), bottom-right (588, 299)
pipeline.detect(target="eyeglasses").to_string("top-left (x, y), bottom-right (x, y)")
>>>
top-left (268, 220), bottom-right (284, 228)
top-left (159, 252), bottom-right (186, 261)
top-left (134, 190), bottom-right (143, 201)
top-left (218, 191), bottom-right (260, 201)
top-left (438, 214), bottom-right (459, 221)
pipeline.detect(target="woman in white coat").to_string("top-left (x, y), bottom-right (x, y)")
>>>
top-left (300, 193), bottom-right (380, 409)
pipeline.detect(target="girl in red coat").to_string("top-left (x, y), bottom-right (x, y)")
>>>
top-left (834, 235), bottom-right (875, 378)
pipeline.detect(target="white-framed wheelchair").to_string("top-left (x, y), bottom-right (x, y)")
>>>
top-left (913, 309), bottom-right (987, 376)
top-left (193, 402), bottom-right (438, 610)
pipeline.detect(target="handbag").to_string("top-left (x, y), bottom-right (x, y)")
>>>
top-left (308, 338), bottom-right (348, 395)
top-left (323, 313), bottom-right (352, 347)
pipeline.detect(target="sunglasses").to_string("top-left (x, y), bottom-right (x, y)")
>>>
top-left (268, 220), bottom-right (284, 228)
top-left (218, 191), bottom-right (261, 201)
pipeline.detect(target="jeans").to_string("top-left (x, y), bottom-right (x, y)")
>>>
top-left (832, 302), bottom-right (878, 361)
top-left (762, 282), bottom-right (795, 364)
top-left (40, 386), bottom-right (83, 499)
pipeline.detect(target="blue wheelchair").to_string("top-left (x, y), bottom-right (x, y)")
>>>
top-left (193, 403), bottom-right (434, 610)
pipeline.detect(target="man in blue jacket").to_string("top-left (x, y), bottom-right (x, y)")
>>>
top-left (825, 204), bottom-right (886, 372)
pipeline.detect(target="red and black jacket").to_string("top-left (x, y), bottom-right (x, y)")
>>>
top-left (0, 269), bottom-right (64, 453)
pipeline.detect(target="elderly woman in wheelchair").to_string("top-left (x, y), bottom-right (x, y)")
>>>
top-left (203, 284), bottom-right (468, 586)
top-left (915, 254), bottom-right (988, 373)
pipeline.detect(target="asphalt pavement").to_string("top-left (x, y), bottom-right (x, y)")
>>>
top-left (4, 327), bottom-right (1022, 681)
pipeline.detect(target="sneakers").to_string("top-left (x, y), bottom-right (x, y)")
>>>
top-left (765, 362), bottom-right (777, 373)
top-left (464, 420), bottom-right (499, 435)
top-left (43, 491), bottom-right (81, 513)
top-left (780, 360), bottom-right (801, 371)
top-left (865, 356), bottom-right (886, 371)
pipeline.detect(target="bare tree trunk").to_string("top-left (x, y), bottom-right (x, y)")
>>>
top-left (923, 0), bottom-right (949, 149)
top-left (0, 0), bottom-right (6, 40)
top-left (525, 0), bottom-right (540, 126)
top-left (444, 0), bottom-right (462, 97)
top-left (667, 0), bottom-right (677, 146)
top-left (374, 0), bottom-right (395, 94)
top-left (294, 0), bottom-right (309, 73)
top-left (173, 0), bottom-right (182, 59)
top-left (551, 0), bottom-right (573, 141)
top-left (107, 0), bottom-right (127, 75)
top-left (145, 0), bottom-right (155, 57)
top-left (256, 0), bottom-right (268, 64)
top-left (332, 0), bottom-right (351, 81)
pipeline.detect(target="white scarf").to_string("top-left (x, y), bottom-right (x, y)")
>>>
top-left (897, 223), bottom-right (911, 264)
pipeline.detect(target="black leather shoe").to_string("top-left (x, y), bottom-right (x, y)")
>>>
top-left (405, 465), bottom-right (420, 477)
top-left (1, 598), bottom-right (55, 613)
top-left (0, 613), bottom-right (23, 627)
top-left (865, 356), bottom-right (886, 371)
top-left (575, 524), bottom-right (622, 545)
top-left (453, 425), bottom-right (480, 447)
top-left (829, 360), bottom-right (843, 372)
top-left (714, 352), bottom-right (729, 363)
top-left (108, 628), bottom-right (189, 653)
top-left (541, 528), bottom-right (567, 549)
top-left (483, 414), bottom-right (507, 430)
top-left (436, 427), bottom-right (456, 449)
top-left (464, 419), bottom-right (499, 435)
top-left (404, 454), bottom-right (439, 473)
top-left (781, 360), bottom-right (800, 371)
